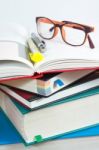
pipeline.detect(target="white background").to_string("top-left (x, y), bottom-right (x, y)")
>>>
top-left (0, 0), bottom-right (99, 31)
top-left (0, 0), bottom-right (99, 149)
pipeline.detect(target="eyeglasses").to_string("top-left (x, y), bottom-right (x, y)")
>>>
top-left (36, 17), bottom-right (95, 49)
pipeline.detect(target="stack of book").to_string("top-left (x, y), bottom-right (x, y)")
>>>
top-left (0, 38), bottom-right (99, 146)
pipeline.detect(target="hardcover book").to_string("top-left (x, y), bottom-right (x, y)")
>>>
top-left (1, 70), bottom-right (93, 96)
top-left (0, 107), bottom-right (99, 145)
top-left (2, 87), bottom-right (99, 145)
top-left (0, 75), bottom-right (99, 109)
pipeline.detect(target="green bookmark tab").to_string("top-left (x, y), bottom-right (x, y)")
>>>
top-left (34, 135), bottom-right (43, 143)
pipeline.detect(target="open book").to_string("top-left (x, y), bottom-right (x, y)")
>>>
top-left (0, 24), bottom-right (99, 80)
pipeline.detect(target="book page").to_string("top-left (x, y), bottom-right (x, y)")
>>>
top-left (0, 23), bottom-right (29, 46)
top-left (42, 40), bottom-right (99, 61)
top-left (0, 41), bottom-right (34, 78)
top-left (0, 41), bottom-right (20, 59)
top-left (35, 40), bottom-right (99, 72)
top-left (0, 41), bottom-right (30, 62)
top-left (0, 23), bottom-right (34, 70)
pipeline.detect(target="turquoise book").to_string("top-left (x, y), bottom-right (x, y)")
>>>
top-left (2, 87), bottom-right (99, 145)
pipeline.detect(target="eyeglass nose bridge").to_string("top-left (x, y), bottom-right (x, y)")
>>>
top-left (54, 24), bottom-right (65, 31)
top-left (50, 24), bottom-right (62, 31)
top-left (49, 23), bottom-right (65, 39)
top-left (52, 24), bottom-right (63, 38)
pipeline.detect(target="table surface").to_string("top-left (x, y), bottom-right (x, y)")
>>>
top-left (0, 0), bottom-right (99, 149)
top-left (0, 137), bottom-right (99, 150)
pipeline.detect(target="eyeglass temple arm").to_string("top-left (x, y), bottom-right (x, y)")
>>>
top-left (87, 35), bottom-right (95, 49)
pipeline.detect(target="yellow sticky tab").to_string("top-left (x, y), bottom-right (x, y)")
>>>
top-left (29, 52), bottom-right (44, 63)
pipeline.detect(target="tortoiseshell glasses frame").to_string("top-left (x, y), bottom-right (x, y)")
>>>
top-left (36, 17), bottom-right (95, 49)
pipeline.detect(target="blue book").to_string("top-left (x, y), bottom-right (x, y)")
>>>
top-left (0, 107), bottom-right (99, 145)
top-left (0, 108), bottom-right (22, 145)
top-left (57, 124), bottom-right (99, 139)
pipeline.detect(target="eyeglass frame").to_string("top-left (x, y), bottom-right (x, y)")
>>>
top-left (36, 17), bottom-right (95, 49)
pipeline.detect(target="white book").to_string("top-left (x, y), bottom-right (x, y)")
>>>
top-left (1, 70), bottom-right (93, 96)
top-left (0, 24), bottom-right (99, 80)
top-left (2, 86), bottom-right (99, 145)
top-left (0, 77), bottom-right (99, 109)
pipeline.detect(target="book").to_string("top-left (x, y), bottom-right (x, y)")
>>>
top-left (58, 124), bottom-right (99, 139)
top-left (2, 87), bottom-right (99, 145)
top-left (0, 77), bottom-right (99, 109)
top-left (0, 108), bottom-right (99, 145)
top-left (1, 90), bottom-right (99, 144)
top-left (0, 38), bottom-right (99, 81)
top-left (1, 70), bottom-right (94, 96)
top-left (0, 107), bottom-right (22, 144)
top-left (0, 91), bottom-right (4, 107)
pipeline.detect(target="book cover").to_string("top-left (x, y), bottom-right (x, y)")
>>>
top-left (0, 108), bottom-right (22, 145)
